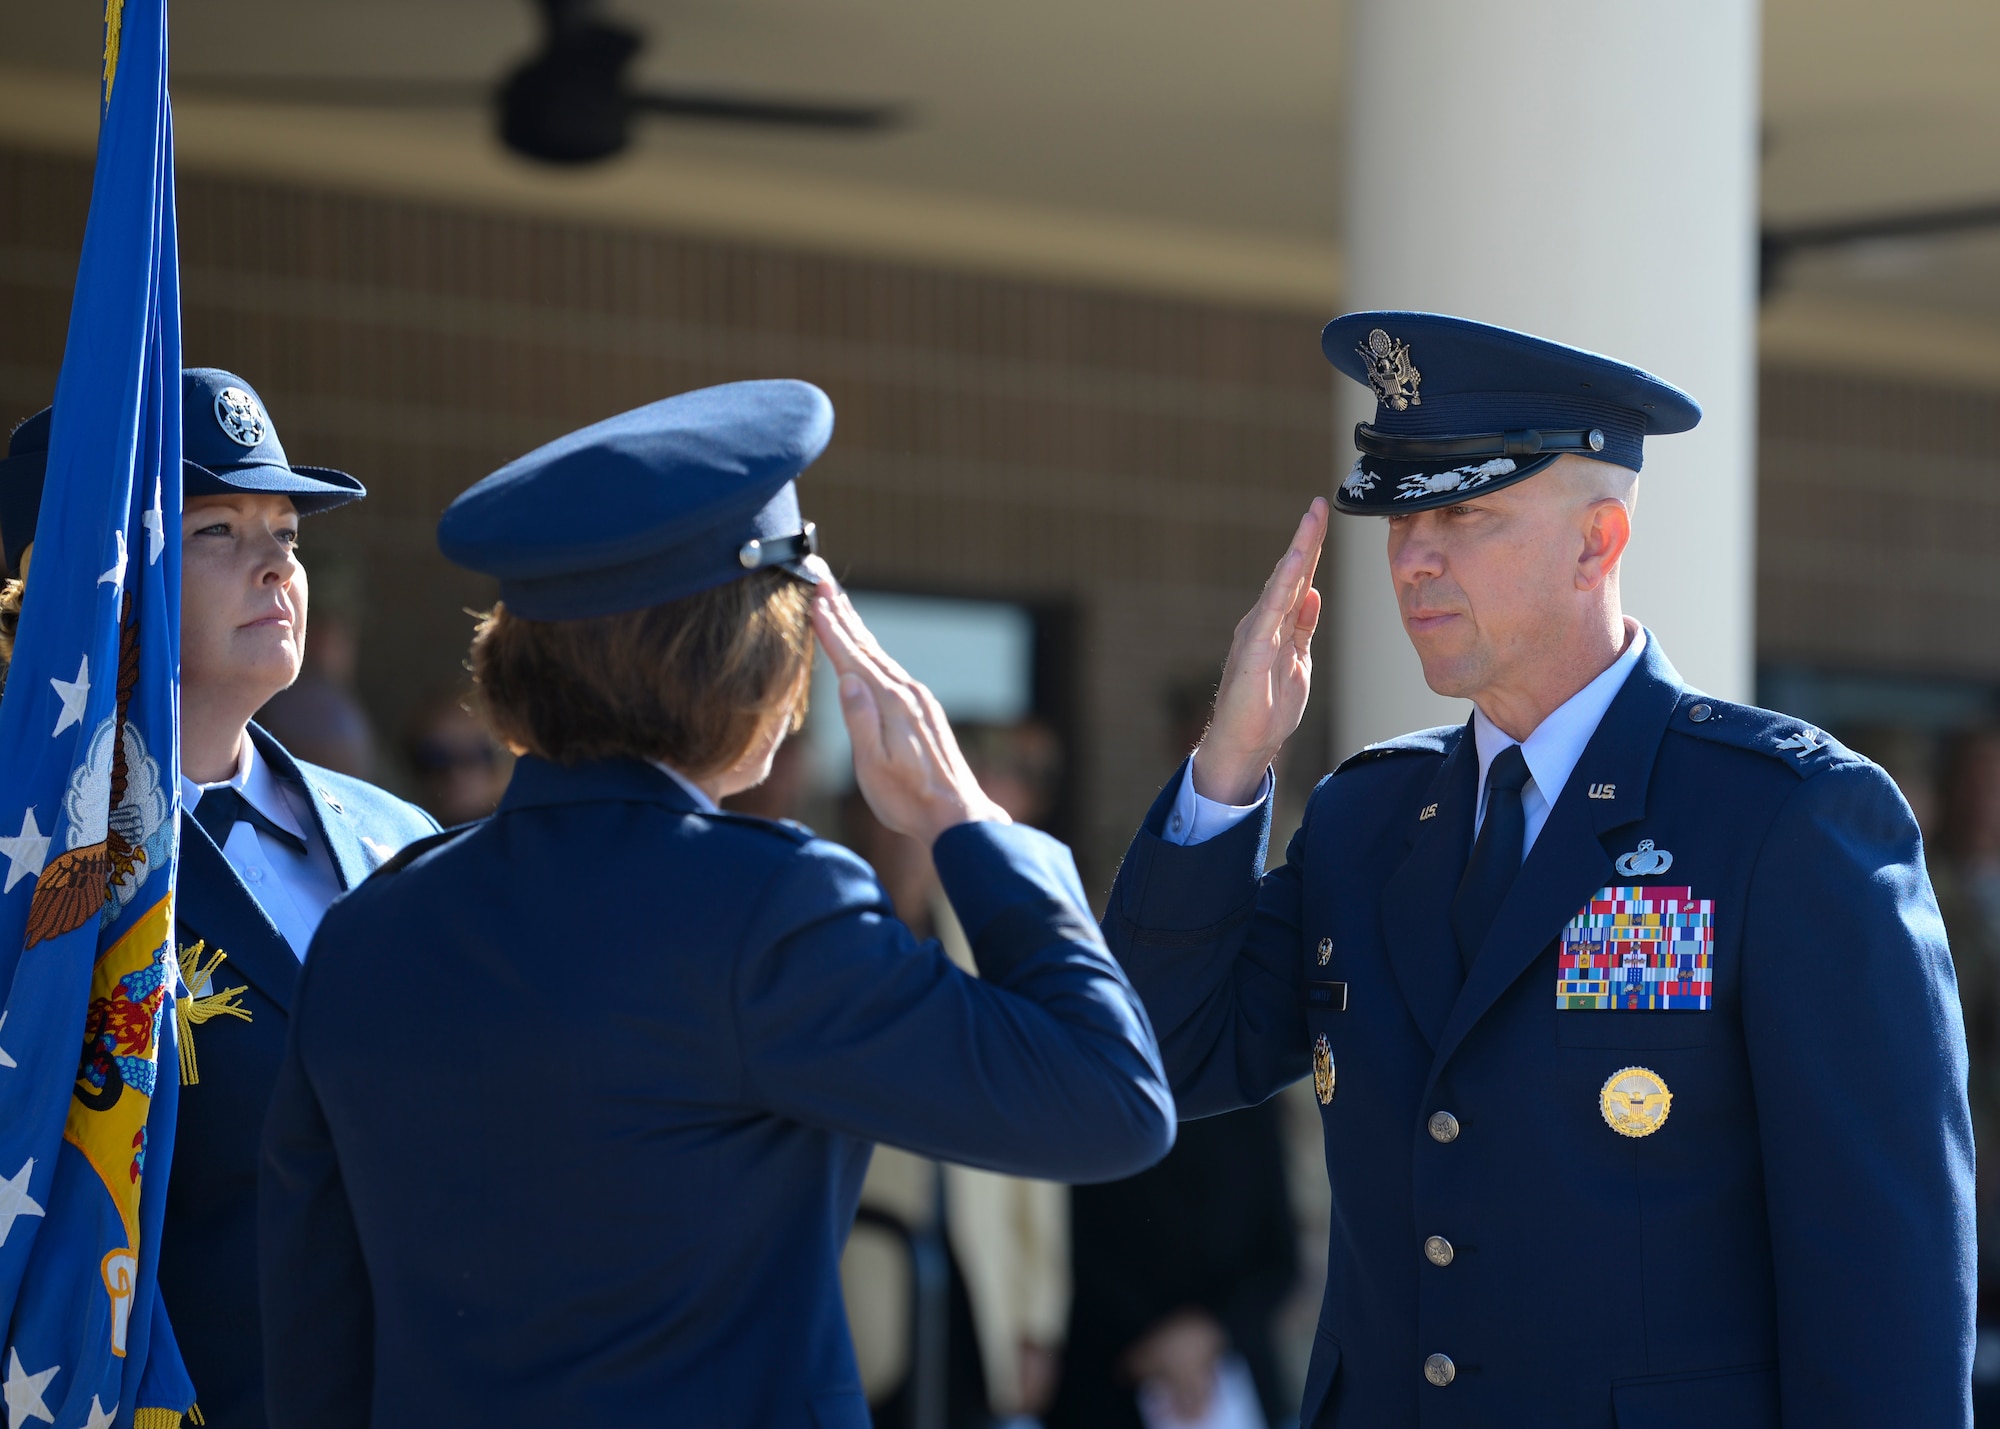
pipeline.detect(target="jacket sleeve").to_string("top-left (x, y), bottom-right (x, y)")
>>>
top-left (1101, 760), bottom-right (1311, 1118)
top-left (730, 820), bottom-right (1176, 1184)
top-left (258, 965), bottom-right (374, 1429)
top-left (1740, 762), bottom-right (1975, 1427)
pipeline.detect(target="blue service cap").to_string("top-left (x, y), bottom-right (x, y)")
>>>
top-left (1321, 312), bottom-right (1701, 515)
top-left (0, 369), bottom-right (366, 577)
top-left (182, 368), bottom-right (366, 514)
top-left (437, 379), bottom-right (833, 620)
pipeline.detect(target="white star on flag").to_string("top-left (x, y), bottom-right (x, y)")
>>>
top-left (49, 656), bottom-right (89, 737)
top-left (143, 488), bottom-right (164, 564)
top-left (0, 1158), bottom-right (46, 1247)
top-left (0, 810), bottom-right (47, 895)
top-left (0, 1012), bottom-right (13, 1070)
top-left (96, 529), bottom-right (127, 590)
top-left (1, 1347), bottom-right (56, 1428)
top-left (81, 1394), bottom-right (116, 1429)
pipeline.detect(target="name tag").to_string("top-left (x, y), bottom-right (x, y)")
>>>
top-left (1557, 885), bottom-right (1713, 1010)
top-left (1306, 981), bottom-right (1348, 1011)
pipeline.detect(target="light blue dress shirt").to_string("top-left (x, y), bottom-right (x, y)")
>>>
top-left (181, 734), bottom-right (345, 958)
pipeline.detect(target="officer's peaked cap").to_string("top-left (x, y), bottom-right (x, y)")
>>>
top-left (0, 368), bottom-right (364, 577)
top-left (1322, 312), bottom-right (1701, 515)
top-left (436, 379), bottom-right (833, 620)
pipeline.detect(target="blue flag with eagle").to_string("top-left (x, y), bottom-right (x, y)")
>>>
top-left (0, 0), bottom-right (198, 1425)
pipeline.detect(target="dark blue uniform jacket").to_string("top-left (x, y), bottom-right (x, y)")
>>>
top-left (162, 725), bottom-right (437, 1428)
top-left (1104, 637), bottom-right (1974, 1429)
top-left (258, 755), bottom-right (1174, 1429)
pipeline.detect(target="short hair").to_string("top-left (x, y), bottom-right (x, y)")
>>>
top-left (469, 569), bottom-right (812, 773)
top-left (0, 578), bottom-right (21, 697)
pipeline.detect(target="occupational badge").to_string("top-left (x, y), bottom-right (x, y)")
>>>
top-left (1614, 839), bottom-right (1673, 876)
top-left (1317, 936), bottom-right (1333, 967)
top-left (1599, 1066), bottom-right (1672, 1138)
top-left (1557, 884), bottom-right (1713, 1010)
top-left (1312, 1034), bottom-right (1335, 1105)
top-left (1358, 328), bottom-right (1422, 411)
top-left (214, 386), bottom-right (266, 446)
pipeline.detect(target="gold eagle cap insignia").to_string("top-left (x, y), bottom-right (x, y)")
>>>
top-left (1359, 328), bottom-right (1422, 411)
top-left (1312, 1034), bottom-right (1335, 1105)
top-left (1599, 1066), bottom-right (1672, 1138)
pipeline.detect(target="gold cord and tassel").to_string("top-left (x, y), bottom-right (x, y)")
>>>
top-left (175, 940), bottom-right (251, 1085)
top-left (133, 1406), bottom-right (202, 1429)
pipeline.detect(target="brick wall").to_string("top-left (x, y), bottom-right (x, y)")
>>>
top-left (1759, 365), bottom-right (2000, 682)
top-left (0, 145), bottom-right (1336, 891)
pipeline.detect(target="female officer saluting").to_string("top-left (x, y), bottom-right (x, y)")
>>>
top-left (258, 379), bottom-right (1174, 1429)
top-left (0, 370), bottom-right (438, 1428)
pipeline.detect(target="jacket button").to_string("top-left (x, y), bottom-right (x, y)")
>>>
top-left (1424, 1235), bottom-right (1454, 1267)
top-left (1424, 1353), bottom-right (1455, 1387)
top-left (1427, 1110), bottom-right (1459, 1143)
top-left (1688, 702), bottom-right (1713, 723)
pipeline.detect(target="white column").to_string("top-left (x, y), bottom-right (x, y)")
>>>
top-left (1333, 0), bottom-right (1762, 753)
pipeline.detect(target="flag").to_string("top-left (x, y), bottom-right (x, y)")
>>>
top-left (0, 0), bottom-right (196, 1423)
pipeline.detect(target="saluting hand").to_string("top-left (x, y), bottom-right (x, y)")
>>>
top-left (1191, 497), bottom-right (1328, 805)
top-left (809, 565), bottom-right (1012, 847)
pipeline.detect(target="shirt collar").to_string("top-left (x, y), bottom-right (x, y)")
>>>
top-left (1472, 620), bottom-right (1647, 809)
top-left (648, 759), bottom-right (719, 814)
top-left (181, 733), bottom-right (310, 842)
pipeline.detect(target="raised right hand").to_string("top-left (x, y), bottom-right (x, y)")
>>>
top-left (809, 566), bottom-right (1012, 847)
top-left (1190, 497), bottom-right (1328, 805)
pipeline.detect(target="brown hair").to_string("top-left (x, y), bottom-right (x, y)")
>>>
top-left (469, 569), bottom-right (813, 773)
top-left (0, 578), bottom-right (21, 697)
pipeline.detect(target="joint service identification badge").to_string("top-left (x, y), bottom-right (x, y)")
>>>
top-left (1312, 1035), bottom-right (1335, 1105)
top-left (1558, 884), bottom-right (1713, 1010)
top-left (1600, 1066), bottom-right (1672, 1137)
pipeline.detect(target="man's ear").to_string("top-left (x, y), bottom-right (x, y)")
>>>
top-left (1575, 498), bottom-right (1631, 593)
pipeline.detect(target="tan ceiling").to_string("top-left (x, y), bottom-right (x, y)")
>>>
top-left (7, 0), bottom-right (2000, 374)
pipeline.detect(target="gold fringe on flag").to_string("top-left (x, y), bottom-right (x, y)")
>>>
top-left (175, 940), bottom-right (251, 1085)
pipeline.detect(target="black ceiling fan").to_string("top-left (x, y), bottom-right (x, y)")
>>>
top-left (170, 0), bottom-right (904, 165)
top-left (1761, 200), bottom-right (2000, 299)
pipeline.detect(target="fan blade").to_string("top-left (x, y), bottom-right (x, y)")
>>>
top-left (171, 74), bottom-right (489, 109)
top-left (631, 88), bottom-right (902, 131)
top-left (1760, 199), bottom-right (2000, 299)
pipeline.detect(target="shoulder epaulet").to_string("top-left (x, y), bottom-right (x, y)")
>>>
top-left (1667, 692), bottom-right (1860, 779)
top-left (368, 823), bottom-right (477, 880)
top-left (703, 809), bottom-right (818, 845)
top-left (1332, 723), bottom-right (1463, 777)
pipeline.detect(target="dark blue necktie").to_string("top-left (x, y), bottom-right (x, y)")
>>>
top-left (1451, 744), bottom-right (1532, 972)
top-left (192, 785), bottom-right (308, 857)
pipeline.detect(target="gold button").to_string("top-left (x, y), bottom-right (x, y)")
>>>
top-left (1423, 1235), bottom-right (1454, 1267)
top-left (1424, 1353), bottom-right (1455, 1387)
top-left (1427, 1110), bottom-right (1459, 1143)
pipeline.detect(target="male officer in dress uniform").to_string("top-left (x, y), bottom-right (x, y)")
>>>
top-left (1103, 313), bottom-right (1974, 1428)
top-left (0, 370), bottom-right (438, 1427)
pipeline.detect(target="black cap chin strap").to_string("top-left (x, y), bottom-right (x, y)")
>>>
top-left (1353, 423), bottom-right (1607, 462)
top-left (737, 522), bottom-right (820, 581)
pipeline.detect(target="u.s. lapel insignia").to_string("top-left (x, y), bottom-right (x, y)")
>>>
top-left (1418, 803), bottom-right (1438, 821)
top-left (1614, 839), bottom-right (1672, 876)
top-left (1358, 328), bottom-right (1422, 410)
top-left (1600, 1066), bottom-right (1671, 1137)
top-left (1312, 1034), bottom-right (1335, 1104)
top-left (1317, 936), bottom-right (1332, 966)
